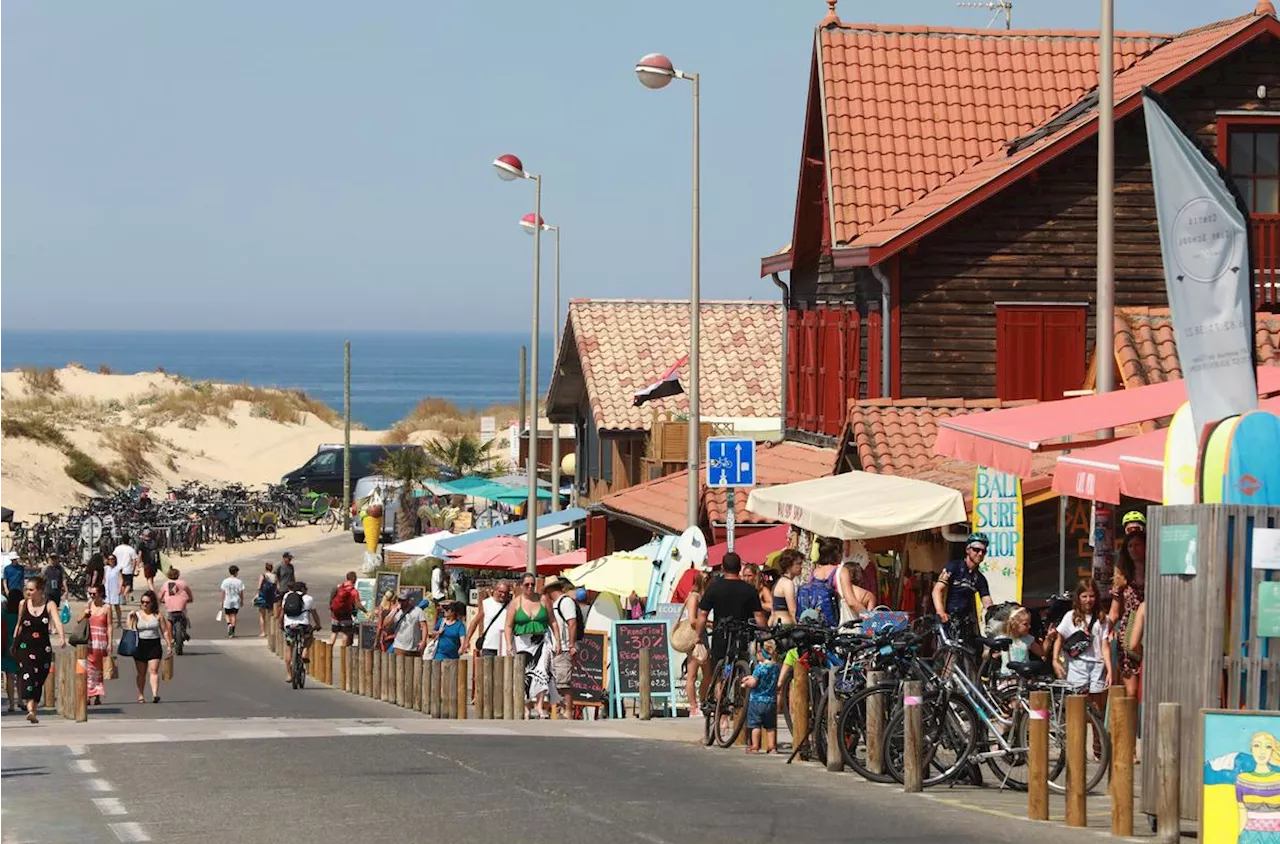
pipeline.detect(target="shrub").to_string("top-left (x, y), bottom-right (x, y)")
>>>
top-left (98, 363), bottom-right (115, 375)
top-left (64, 448), bottom-right (115, 488)
top-left (19, 366), bottom-right (62, 394)
top-left (102, 429), bottom-right (156, 482)
top-left (1, 416), bottom-right (70, 449)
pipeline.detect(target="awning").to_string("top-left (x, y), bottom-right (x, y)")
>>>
top-left (706, 524), bottom-right (790, 568)
top-left (745, 472), bottom-right (967, 540)
top-left (437, 475), bottom-right (553, 502)
top-left (432, 507), bottom-right (588, 554)
top-left (562, 552), bottom-right (655, 599)
top-left (446, 536), bottom-right (550, 570)
top-left (935, 368), bottom-right (1280, 478)
top-left (1054, 395), bottom-right (1280, 504)
top-left (384, 529), bottom-right (471, 557)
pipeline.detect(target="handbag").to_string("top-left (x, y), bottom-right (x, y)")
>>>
top-left (118, 628), bottom-right (139, 658)
top-left (67, 616), bottom-right (91, 646)
top-left (1122, 609), bottom-right (1143, 665)
top-left (105, 655), bottom-right (119, 680)
top-left (1063, 617), bottom-right (1096, 659)
top-left (671, 620), bottom-right (697, 654)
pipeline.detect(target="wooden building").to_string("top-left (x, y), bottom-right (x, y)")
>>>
top-left (765, 2), bottom-right (1280, 446)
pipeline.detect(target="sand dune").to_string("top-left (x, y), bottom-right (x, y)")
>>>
top-left (0, 366), bottom-right (495, 521)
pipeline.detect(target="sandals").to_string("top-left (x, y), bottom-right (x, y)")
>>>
top-left (26, 712), bottom-right (38, 724)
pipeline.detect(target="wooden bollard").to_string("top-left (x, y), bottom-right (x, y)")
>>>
top-left (479, 656), bottom-right (492, 719)
top-left (339, 644), bottom-right (349, 691)
top-left (393, 653), bottom-right (404, 706)
top-left (439, 660), bottom-right (453, 719)
top-left (511, 654), bottom-right (524, 720)
top-left (1065, 694), bottom-right (1088, 827)
top-left (74, 646), bottom-right (88, 722)
top-left (1107, 685), bottom-right (1125, 795)
top-left (499, 656), bottom-right (512, 719)
top-left (44, 655), bottom-right (57, 711)
top-left (429, 659), bottom-right (442, 717)
top-left (389, 651), bottom-right (401, 704)
top-left (788, 659), bottom-right (810, 759)
top-left (826, 665), bottom-right (843, 771)
top-left (639, 649), bottom-right (652, 721)
top-left (1027, 690), bottom-right (1050, 820)
top-left (362, 648), bottom-right (373, 697)
top-left (902, 680), bottom-right (924, 793)
top-left (865, 671), bottom-right (885, 775)
top-left (412, 657), bottom-right (424, 710)
top-left (1156, 702), bottom-right (1181, 844)
top-left (1112, 697), bottom-right (1137, 837)
top-left (374, 649), bottom-right (384, 700)
top-left (457, 659), bottom-right (468, 720)
top-left (324, 642), bottom-right (333, 685)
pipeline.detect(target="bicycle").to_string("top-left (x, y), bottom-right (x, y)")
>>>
top-left (701, 618), bottom-right (760, 748)
top-left (167, 611), bottom-right (189, 656)
top-left (285, 626), bottom-right (310, 689)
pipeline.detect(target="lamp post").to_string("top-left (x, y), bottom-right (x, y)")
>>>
top-left (521, 212), bottom-right (562, 513)
top-left (494, 153), bottom-right (542, 575)
top-left (636, 52), bottom-right (700, 530)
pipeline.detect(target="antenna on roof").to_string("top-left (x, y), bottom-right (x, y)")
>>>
top-left (956, 0), bottom-right (1012, 29)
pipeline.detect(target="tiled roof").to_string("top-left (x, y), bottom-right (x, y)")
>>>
top-left (553, 300), bottom-right (782, 432)
top-left (841, 12), bottom-right (1268, 255)
top-left (845, 398), bottom-right (1056, 502)
top-left (820, 22), bottom-right (1169, 246)
top-left (1113, 307), bottom-right (1280, 389)
top-left (599, 441), bottom-right (835, 534)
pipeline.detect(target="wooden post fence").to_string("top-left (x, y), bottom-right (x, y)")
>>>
top-left (1156, 703), bottom-right (1181, 844)
top-left (1065, 694), bottom-right (1088, 827)
top-left (639, 649), bottom-right (652, 721)
top-left (902, 680), bottom-right (923, 793)
top-left (457, 660), bottom-right (468, 720)
top-left (412, 656), bottom-right (424, 711)
top-left (826, 665), bottom-right (842, 772)
top-left (480, 656), bottom-right (493, 719)
top-left (1112, 697), bottom-right (1137, 837)
top-left (787, 658), bottom-right (809, 762)
top-left (1028, 690), bottom-right (1050, 820)
top-left (362, 649), bottom-right (373, 697)
top-left (865, 671), bottom-right (885, 775)
top-left (429, 659), bottom-right (442, 718)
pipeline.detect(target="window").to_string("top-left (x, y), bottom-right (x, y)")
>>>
top-left (309, 451), bottom-right (338, 473)
top-left (1229, 130), bottom-right (1279, 214)
top-left (995, 305), bottom-right (1087, 402)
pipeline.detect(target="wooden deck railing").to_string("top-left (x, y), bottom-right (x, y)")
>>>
top-left (1255, 215), bottom-right (1280, 310)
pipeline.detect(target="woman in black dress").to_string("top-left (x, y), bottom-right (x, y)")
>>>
top-left (11, 576), bottom-right (66, 723)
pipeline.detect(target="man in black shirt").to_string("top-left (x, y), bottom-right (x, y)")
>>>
top-left (694, 553), bottom-right (767, 701)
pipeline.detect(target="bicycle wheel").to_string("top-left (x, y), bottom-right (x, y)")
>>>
top-left (884, 691), bottom-right (980, 787)
top-left (713, 659), bottom-right (750, 747)
top-left (1048, 701), bottom-right (1109, 794)
top-left (323, 509), bottom-right (340, 533)
top-left (703, 660), bottom-right (724, 746)
top-left (839, 683), bottom-right (898, 783)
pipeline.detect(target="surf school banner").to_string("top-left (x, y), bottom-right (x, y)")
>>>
top-left (1143, 92), bottom-right (1257, 433)
top-left (972, 466), bottom-right (1023, 604)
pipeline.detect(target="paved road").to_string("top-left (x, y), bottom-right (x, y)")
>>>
top-left (1, 536), bottom-right (1144, 844)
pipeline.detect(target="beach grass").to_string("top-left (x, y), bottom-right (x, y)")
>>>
top-left (1, 416), bottom-right (71, 449)
top-left (18, 366), bottom-right (63, 394)
top-left (383, 397), bottom-right (519, 443)
top-left (138, 381), bottom-right (342, 428)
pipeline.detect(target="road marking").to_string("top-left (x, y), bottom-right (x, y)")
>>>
top-left (70, 759), bottom-right (99, 773)
top-left (106, 734), bottom-right (169, 744)
top-left (336, 725), bottom-right (401, 736)
top-left (222, 729), bottom-right (287, 740)
top-left (93, 798), bottom-right (127, 816)
top-left (109, 822), bottom-right (151, 842)
top-left (68, 744), bottom-right (87, 756)
top-left (85, 778), bottom-right (115, 792)
top-left (563, 728), bottom-right (631, 738)
top-left (447, 725), bottom-right (517, 735)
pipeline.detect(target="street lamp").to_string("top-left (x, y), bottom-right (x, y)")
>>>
top-left (521, 212), bottom-right (562, 513)
top-left (635, 52), bottom-right (701, 530)
top-left (493, 153), bottom-right (542, 575)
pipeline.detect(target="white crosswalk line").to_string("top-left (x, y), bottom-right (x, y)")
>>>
top-left (85, 778), bottom-right (114, 792)
top-left (336, 725), bottom-right (401, 736)
top-left (222, 729), bottom-right (287, 739)
top-left (106, 734), bottom-right (169, 744)
top-left (93, 798), bottom-right (128, 816)
top-left (109, 822), bottom-right (150, 842)
top-left (71, 759), bottom-right (99, 773)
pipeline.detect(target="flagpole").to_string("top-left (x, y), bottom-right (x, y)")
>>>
top-left (1096, 0), bottom-right (1115, 437)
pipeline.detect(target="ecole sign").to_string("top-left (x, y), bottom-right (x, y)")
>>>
top-left (972, 466), bottom-right (1023, 604)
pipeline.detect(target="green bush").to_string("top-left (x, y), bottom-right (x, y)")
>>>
top-left (64, 448), bottom-right (115, 488)
top-left (1, 416), bottom-right (70, 449)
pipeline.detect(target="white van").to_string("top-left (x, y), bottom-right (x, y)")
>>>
top-left (351, 475), bottom-right (404, 545)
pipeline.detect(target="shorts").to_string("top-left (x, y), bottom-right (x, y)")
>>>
top-left (142, 566), bottom-right (158, 579)
top-left (746, 699), bottom-right (777, 730)
top-left (331, 616), bottom-right (356, 632)
top-left (284, 625), bottom-right (314, 648)
top-left (1066, 658), bottom-right (1107, 693)
top-left (134, 637), bottom-right (163, 663)
top-left (223, 605), bottom-right (241, 615)
top-left (122, 574), bottom-right (135, 589)
top-left (552, 650), bottom-right (572, 690)
top-left (481, 648), bottom-right (499, 657)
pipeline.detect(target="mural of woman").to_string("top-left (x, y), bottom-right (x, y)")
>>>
top-left (1236, 731), bottom-right (1280, 844)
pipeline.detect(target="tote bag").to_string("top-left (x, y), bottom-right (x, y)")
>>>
top-left (117, 629), bottom-right (139, 658)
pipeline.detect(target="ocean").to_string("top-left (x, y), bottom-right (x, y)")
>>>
top-left (1, 330), bottom-right (556, 430)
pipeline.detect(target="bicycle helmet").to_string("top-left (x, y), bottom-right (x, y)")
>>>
top-left (966, 532), bottom-right (990, 549)
top-left (1122, 510), bottom-right (1147, 531)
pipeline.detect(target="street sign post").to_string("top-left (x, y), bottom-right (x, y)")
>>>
top-left (706, 437), bottom-right (756, 552)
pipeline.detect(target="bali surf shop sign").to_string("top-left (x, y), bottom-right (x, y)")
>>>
top-left (972, 466), bottom-right (1023, 603)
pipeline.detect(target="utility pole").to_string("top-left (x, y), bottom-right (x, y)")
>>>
top-left (518, 345), bottom-right (528, 474)
top-left (343, 340), bottom-right (352, 530)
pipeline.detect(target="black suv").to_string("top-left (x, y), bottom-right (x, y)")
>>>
top-left (280, 444), bottom-right (423, 498)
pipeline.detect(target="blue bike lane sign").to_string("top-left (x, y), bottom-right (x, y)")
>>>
top-left (705, 437), bottom-right (756, 488)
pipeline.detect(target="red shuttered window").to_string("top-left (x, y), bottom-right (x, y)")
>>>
top-left (996, 305), bottom-right (1087, 402)
top-left (787, 306), bottom-right (860, 436)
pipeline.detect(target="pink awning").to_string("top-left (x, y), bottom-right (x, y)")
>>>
top-left (706, 524), bottom-right (790, 568)
top-left (1052, 394), bottom-right (1280, 504)
top-left (935, 368), bottom-right (1280, 478)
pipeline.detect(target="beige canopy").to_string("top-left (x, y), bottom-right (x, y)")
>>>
top-left (745, 471), bottom-right (968, 540)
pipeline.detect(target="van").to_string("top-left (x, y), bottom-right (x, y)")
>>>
top-left (349, 475), bottom-right (404, 545)
top-left (280, 444), bottom-right (422, 499)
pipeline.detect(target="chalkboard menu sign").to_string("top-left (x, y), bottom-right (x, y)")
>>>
top-left (610, 620), bottom-right (673, 698)
top-left (570, 632), bottom-right (608, 703)
top-left (375, 571), bottom-right (401, 604)
top-left (358, 621), bottom-right (378, 650)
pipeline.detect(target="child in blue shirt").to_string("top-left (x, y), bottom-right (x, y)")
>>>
top-left (741, 640), bottom-right (781, 753)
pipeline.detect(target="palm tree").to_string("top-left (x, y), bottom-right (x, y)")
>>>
top-left (426, 433), bottom-right (498, 478)
top-left (374, 448), bottom-right (438, 541)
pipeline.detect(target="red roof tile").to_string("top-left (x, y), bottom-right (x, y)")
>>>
top-left (821, 22), bottom-right (1169, 246)
top-left (550, 300), bottom-right (782, 432)
top-left (599, 441), bottom-right (835, 534)
top-left (1113, 307), bottom-right (1280, 389)
top-left (845, 398), bottom-right (1056, 503)
top-left (840, 12), bottom-right (1270, 256)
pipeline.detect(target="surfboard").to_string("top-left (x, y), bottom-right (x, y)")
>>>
top-left (1162, 402), bottom-right (1198, 505)
top-left (1197, 415), bottom-right (1240, 504)
top-left (1225, 410), bottom-right (1280, 505)
top-left (648, 527), bottom-right (707, 610)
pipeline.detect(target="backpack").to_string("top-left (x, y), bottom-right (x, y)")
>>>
top-left (330, 583), bottom-right (357, 619)
top-left (556, 596), bottom-right (585, 642)
top-left (796, 567), bottom-right (840, 627)
top-left (258, 577), bottom-right (277, 605)
top-left (282, 590), bottom-right (305, 618)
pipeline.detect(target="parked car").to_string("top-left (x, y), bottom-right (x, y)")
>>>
top-left (350, 475), bottom-right (404, 545)
top-left (280, 444), bottom-right (423, 499)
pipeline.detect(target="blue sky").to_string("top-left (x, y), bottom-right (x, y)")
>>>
top-left (1, 0), bottom-right (1226, 331)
